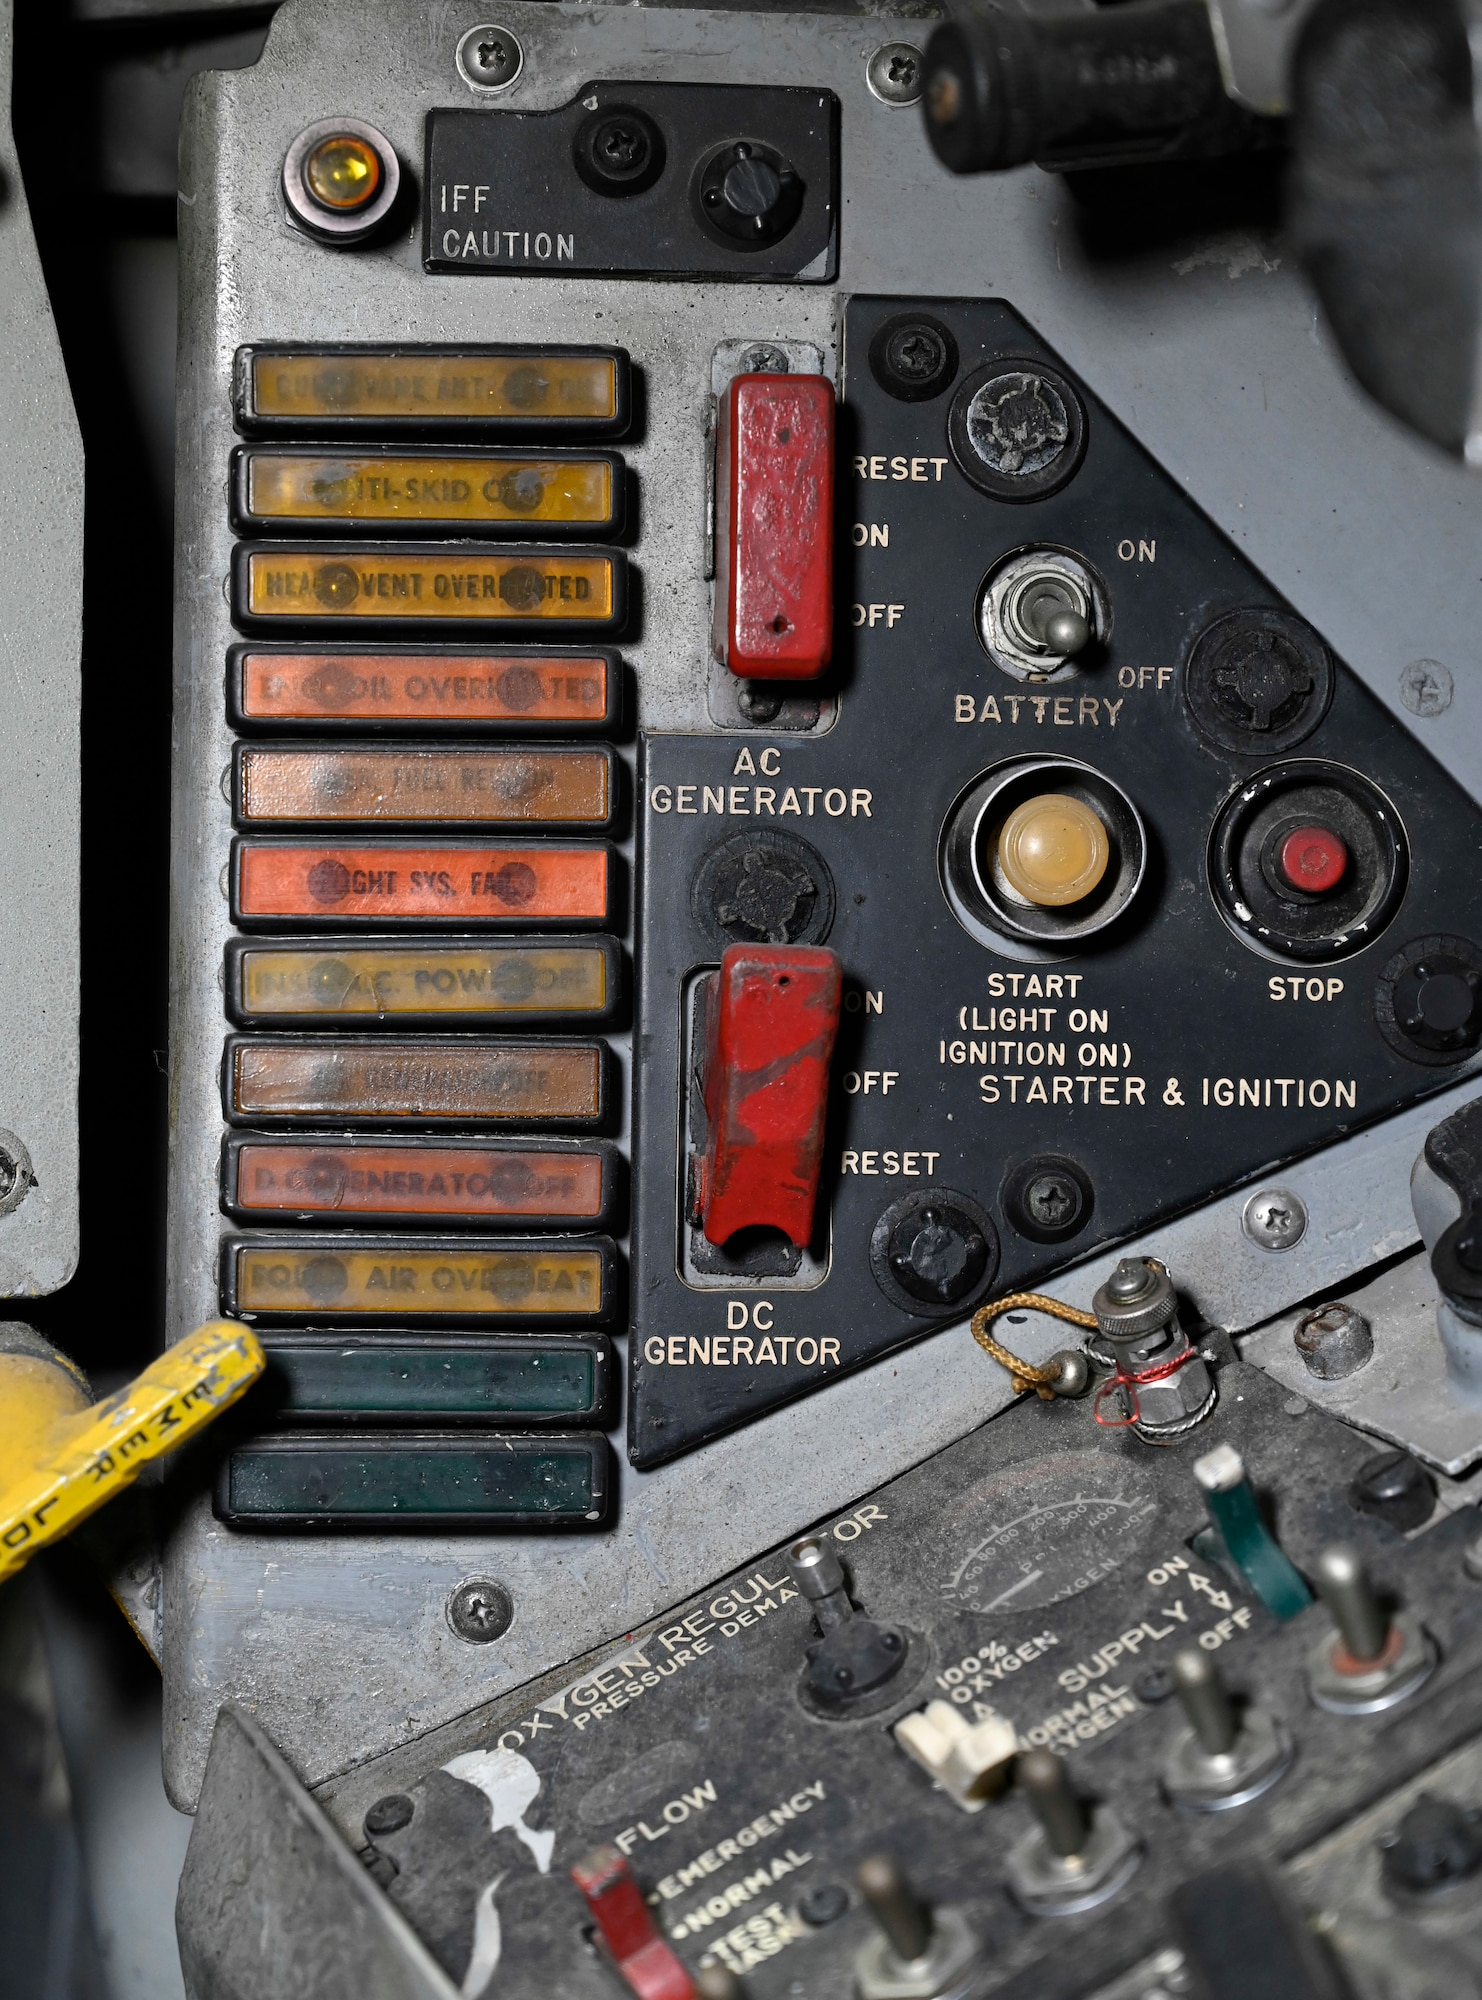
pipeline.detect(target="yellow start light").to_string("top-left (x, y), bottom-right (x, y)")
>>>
top-left (997, 793), bottom-right (1110, 908)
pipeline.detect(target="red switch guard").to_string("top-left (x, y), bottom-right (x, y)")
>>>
top-left (571, 1846), bottom-right (695, 2000)
top-left (698, 943), bottom-right (843, 1247)
top-left (712, 372), bottom-right (835, 680)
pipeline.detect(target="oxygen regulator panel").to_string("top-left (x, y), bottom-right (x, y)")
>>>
top-left (161, 4), bottom-right (1482, 1996)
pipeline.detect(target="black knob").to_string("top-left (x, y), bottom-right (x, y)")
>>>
top-left (1380, 1796), bottom-right (1482, 1897)
top-left (1395, 958), bottom-right (1482, 1050)
top-left (696, 141), bottom-right (803, 247)
top-left (1348, 1449), bottom-right (1435, 1533)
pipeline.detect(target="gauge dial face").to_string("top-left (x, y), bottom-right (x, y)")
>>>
top-left (938, 1453), bottom-right (1161, 1616)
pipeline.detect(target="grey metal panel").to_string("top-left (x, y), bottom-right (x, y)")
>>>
top-left (176, 1706), bottom-right (461, 2000)
top-left (162, 0), bottom-right (1482, 1806)
top-left (0, 0), bottom-right (81, 1296)
top-left (160, 1072), bottom-right (1471, 1806)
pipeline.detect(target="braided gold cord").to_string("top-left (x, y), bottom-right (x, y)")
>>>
top-left (969, 1292), bottom-right (1099, 1399)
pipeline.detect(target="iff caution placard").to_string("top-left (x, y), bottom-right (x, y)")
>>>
top-left (232, 543), bottom-right (626, 632)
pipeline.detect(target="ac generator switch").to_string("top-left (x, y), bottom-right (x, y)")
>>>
top-left (696, 942), bottom-right (841, 1247)
top-left (712, 372), bottom-right (835, 680)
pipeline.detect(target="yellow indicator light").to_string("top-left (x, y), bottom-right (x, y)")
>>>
top-left (237, 746), bottom-right (612, 826)
top-left (235, 944), bottom-right (608, 1020)
top-left (243, 453), bottom-right (615, 527)
top-left (229, 1037), bottom-right (605, 1123)
top-left (997, 792), bottom-right (1110, 908)
top-left (248, 351), bottom-right (620, 424)
top-left (243, 549), bottom-right (616, 623)
top-left (231, 1244), bottom-right (606, 1317)
top-left (304, 134), bottom-right (383, 211)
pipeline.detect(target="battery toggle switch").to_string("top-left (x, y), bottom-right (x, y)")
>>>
top-left (713, 372), bottom-right (835, 680)
top-left (696, 943), bottom-right (842, 1246)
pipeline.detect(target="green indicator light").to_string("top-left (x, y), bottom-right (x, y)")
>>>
top-left (217, 1431), bottom-right (606, 1527)
top-left (261, 1337), bottom-right (601, 1419)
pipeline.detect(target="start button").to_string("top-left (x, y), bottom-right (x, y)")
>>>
top-left (997, 793), bottom-right (1109, 907)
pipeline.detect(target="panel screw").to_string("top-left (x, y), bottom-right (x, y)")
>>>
top-left (457, 22), bottom-right (524, 91)
top-left (869, 314), bottom-right (958, 403)
top-left (446, 1577), bottom-right (513, 1642)
top-left (741, 344), bottom-right (791, 375)
top-left (736, 683), bottom-right (783, 723)
top-left (0, 1130), bottom-right (35, 1217)
top-left (1294, 1301), bottom-right (1372, 1378)
top-left (1025, 1170), bottom-right (1079, 1230)
top-left (866, 42), bottom-right (924, 106)
top-left (1399, 658), bottom-right (1454, 717)
top-left (1242, 1187), bottom-right (1307, 1252)
top-left (363, 1793), bottom-right (415, 1837)
top-left (797, 1881), bottom-right (850, 1926)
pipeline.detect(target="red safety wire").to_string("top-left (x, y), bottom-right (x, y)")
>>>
top-left (1093, 1345), bottom-right (1202, 1428)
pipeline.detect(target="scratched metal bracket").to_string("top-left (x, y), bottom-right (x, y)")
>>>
top-left (0, 0), bottom-right (81, 1297)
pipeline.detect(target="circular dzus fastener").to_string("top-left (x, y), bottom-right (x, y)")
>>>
top-left (869, 1187), bottom-right (999, 1318)
top-left (282, 118), bottom-right (401, 246)
top-left (948, 359), bottom-right (1088, 502)
top-left (1374, 934), bottom-right (1482, 1066)
top-left (691, 829), bottom-right (835, 949)
top-left (1183, 607), bottom-right (1334, 756)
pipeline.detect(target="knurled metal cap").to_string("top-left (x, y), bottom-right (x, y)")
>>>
top-left (1091, 1258), bottom-right (1177, 1340)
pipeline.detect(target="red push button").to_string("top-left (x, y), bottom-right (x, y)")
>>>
top-left (698, 943), bottom-right (842, 1247)
top-left (1279, 824), bottom-right (1348, 895)
top-left (712, 372), bottom-right (835, 680)
top-left (570, 1847), bottom-right (695, 2000)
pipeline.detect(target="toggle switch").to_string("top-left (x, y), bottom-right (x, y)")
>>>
top-left (1193, 1443), bottom-right (1311, 1620)
top-left (696, 943), bottom-right (841, 1247)
top-left (1160, 1649), bottom-right (1291, 1812)
top-left (712, 372), bottom-right (835, 680)
top-left (853, 1855), bottom-right (977, 2000)
top-left (571, 1846), bottom-right (695, 2000)
top-left (788, 1535), bottom-right (910, 1712)
top-left (1005, 1750), bottom-right (1140, 1916)
top-left (1306, 1543), bottom-right (1436, 1714)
